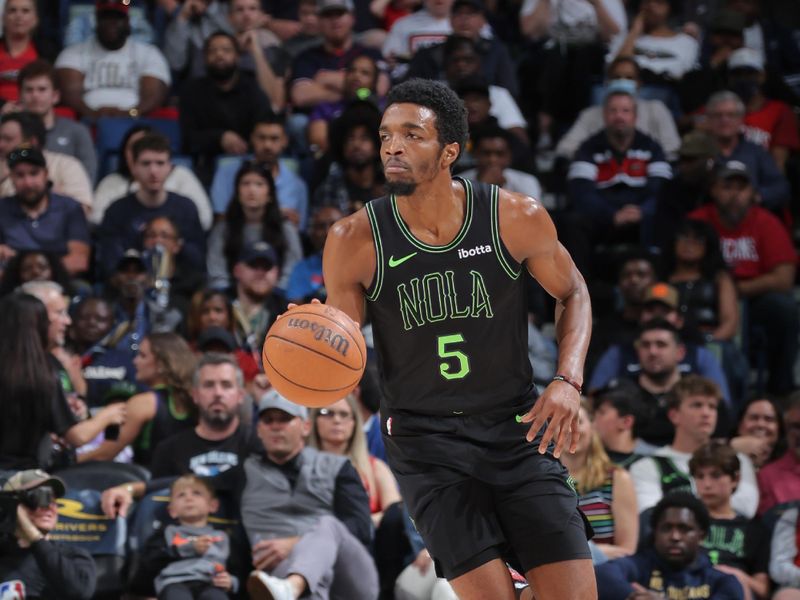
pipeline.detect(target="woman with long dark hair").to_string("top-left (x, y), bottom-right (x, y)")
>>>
top-left (207, 161), bottom-right (303, 289)
top-left (77, 332), bottom-right (196, 466)
top-left (0, 294), bottom-right (126, 470)
top-left (92, 125), bottom-right (211, 228)
top-left (0, 293), bottom-right (64, 470)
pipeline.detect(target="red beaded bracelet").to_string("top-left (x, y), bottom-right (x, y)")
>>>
top-left (552, 374), bottom-right (583, 394)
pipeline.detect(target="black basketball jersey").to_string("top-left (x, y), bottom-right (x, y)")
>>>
top-left (365, 177), bottom-right (533, 416)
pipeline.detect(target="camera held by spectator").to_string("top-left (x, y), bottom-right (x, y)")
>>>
top-left (0, 469), bottom-right (96, 600)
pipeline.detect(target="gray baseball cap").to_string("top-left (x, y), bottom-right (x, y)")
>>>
top-left (258, 389), bottom-right (309, 420)
top-left (317, 0), bottom-right (354, 14)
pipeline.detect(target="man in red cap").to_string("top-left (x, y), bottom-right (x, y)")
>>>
top-left (690, 161), bottom-right (798, 394)
top-left (55, 0), bottom-right (170, 119)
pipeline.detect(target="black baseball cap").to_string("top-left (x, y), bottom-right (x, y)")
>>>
top-left (197, 327), bottom-right (238, 352)
top-left (7, 145), bottom-right (46, 170)
top-left (238, 241), bottom-right (278, 267)
top-left (715, 160), bottom-right (751, 184)
top-left (116, 248), bottom-right (146, 271)
top-left (453, 0), bottom-right (486, 13)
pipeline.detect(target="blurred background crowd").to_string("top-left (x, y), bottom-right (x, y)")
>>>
top-left (0, 0), bottom-right (798, 598)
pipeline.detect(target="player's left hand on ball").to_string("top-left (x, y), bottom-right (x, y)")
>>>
top-left (519, 383), bottom-right (580, 458)
top-left (278, 299), bottom-right (322, 318)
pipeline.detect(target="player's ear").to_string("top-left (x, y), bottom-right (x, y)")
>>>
top-left (441, 142), bottom-right (459, 168)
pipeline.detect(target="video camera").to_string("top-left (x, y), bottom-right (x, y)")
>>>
top-left (0, 486), bottom-right (56, 535)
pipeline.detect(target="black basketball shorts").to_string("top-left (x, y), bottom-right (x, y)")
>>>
top-left (381, 399), bottom-right (593, 580)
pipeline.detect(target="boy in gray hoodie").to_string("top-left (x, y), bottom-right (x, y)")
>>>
top-left (149, 475), bottom-right (238, 599)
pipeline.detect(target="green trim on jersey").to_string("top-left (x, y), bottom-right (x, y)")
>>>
top-left (390, 177), bottom-right (474, 253)
top-left (490, 184), bottom-right (521, 280)
top-left (365, 202), bottom-right (384, 302)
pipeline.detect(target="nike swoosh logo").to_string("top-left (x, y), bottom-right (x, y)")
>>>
top-left (388, 252), bottom-right (417, 268)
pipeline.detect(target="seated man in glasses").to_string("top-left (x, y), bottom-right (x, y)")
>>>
top-left (0, 469), bottom-right (96, 600)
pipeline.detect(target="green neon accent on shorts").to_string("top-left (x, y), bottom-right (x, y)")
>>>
top-left (515, 414), bottom-right (523, 423)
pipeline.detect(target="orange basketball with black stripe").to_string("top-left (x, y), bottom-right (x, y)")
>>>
top-left (261, 304), bottom-right (367, 407)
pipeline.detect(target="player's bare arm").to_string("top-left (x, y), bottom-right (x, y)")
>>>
top-left (322, 208), bottom-right (377, 326)
top-left (498, 189), bottom-right (592, 458)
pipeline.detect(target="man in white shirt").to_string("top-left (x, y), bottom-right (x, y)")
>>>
top-left (383, 0), bottom-right (454, 63)
top-left (629, 375), bottom-right (759, 518)
top-left (55, 0), bottom-right (170, 120)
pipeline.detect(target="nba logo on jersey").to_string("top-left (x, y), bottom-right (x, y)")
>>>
top-left (386, 417), bottom-right (393, 436)
top-left (0, 580), bottom-right (26, 600)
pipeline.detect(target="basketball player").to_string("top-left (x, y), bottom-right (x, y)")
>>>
top-left (323, 79), bottom-right (595, 599)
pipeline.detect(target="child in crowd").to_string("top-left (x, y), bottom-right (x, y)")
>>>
top-left (148, 475), bottom-right (237, 600)
top-left (690, 441), bottom-right (770, 600)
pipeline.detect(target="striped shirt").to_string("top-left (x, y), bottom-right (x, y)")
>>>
top-left (578, 470), bottom-right (615, 544)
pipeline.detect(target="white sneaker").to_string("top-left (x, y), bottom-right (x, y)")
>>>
top-left (247, 571), bottom-right (295, 600)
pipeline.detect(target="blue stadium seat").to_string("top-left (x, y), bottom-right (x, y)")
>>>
top-left (95, 117), bottom-right (183, 180)
top-left (54, 461), bottom-right (151, 491)
top-left (52, 462), bottom-right (149, 600)
top-left (105, 153), bottom-right (193, 175)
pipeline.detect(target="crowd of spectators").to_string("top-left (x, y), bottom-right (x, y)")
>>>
top-left (0, 0), bottom-right (798, 598)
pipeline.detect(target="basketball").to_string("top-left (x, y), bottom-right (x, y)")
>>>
top-left (262, 304), bottom-right (367, 408)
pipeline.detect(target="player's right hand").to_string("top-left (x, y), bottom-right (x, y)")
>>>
top-left (519, 380), bottom-right (581, 458)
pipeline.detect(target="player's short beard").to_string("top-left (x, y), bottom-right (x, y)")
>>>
top-left (386, 180), bottom-right (417, 196)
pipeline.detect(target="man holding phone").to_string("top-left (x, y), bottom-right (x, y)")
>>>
top-left (0, 469), bottom-right (96, 600)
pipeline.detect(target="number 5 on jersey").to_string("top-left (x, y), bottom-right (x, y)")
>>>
top-left (437, 334), bottom-right (471, 380)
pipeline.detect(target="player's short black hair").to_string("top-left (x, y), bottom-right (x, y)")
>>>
top-left (650, 492), bottom-right (710, 534)
top-left (385, 78), bottom-right (468, 159)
